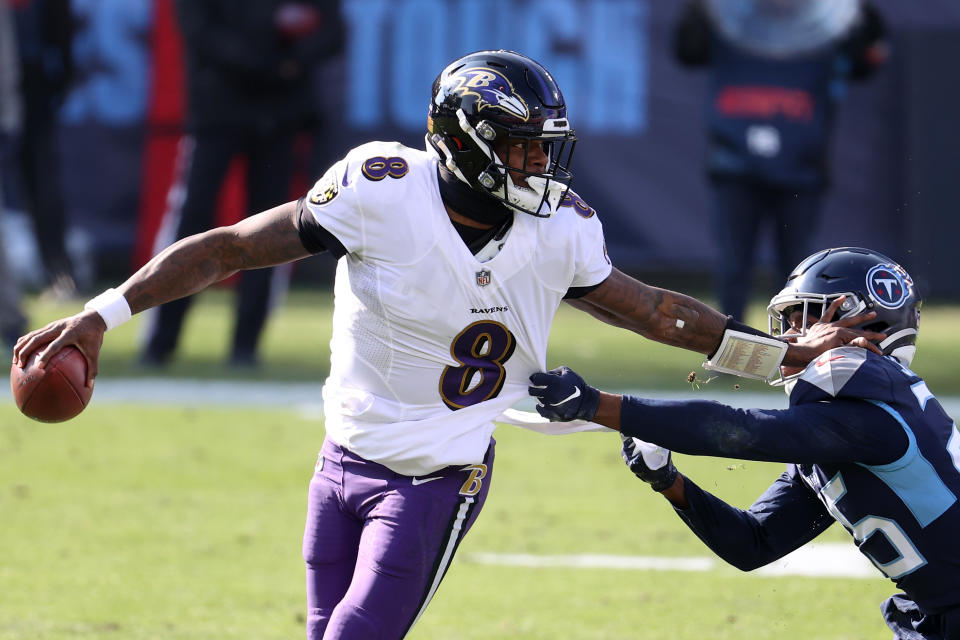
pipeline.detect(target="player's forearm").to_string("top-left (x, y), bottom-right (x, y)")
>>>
top-left (580, 270), bottom-right (821, 373)
top-left (635, 288), bottom-right (728, 354)
top-left (618, 289), bottom-right (809, 366)
top-left (579, 269), bottom-right (729, 355)
top-left (119, 229), bottom-right (242, 314)
top-left (673, 477), bottom-right (780, 571)
top-left (118, 203), bottom-right (308, 315)
top-left (617, 396), bottom-right (796, 461)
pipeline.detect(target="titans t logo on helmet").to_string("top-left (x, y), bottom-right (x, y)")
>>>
top-left (867, 263), bottom-right (910, 308)
top-left (439, 66), bottom-right (530, 120)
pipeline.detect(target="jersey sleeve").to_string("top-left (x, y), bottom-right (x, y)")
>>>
top-left (619, 395), bottom-right (907, 465)
top-left (300, 142), bottom-right (425, 260)
top-left (562, 191), bottom-right (612, 288)
top-left (297, 197), bottom-right (345, 257)
top-left (676, 467), bottom-right (834, 570)
top-left (300, 153), bottom-right (363, 256)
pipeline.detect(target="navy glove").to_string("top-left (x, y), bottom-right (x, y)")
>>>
top-left (528, 366), bottom-right (600, 422)
top-left (620, 434), bottom-right (679, 492)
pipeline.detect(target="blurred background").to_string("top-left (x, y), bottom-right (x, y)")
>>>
top-left (2, 7), bottom-right (959, 636)
top-left (2, 0), bottom-right (959, 305)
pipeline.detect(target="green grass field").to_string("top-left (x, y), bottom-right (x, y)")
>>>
top-left (2, 288), bottom-right (958, 639)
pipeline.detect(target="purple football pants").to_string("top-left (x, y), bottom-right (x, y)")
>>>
top-left (302, 436), bottom-right (495, 639)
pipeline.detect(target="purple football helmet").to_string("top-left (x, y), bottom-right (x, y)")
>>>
top-left (427, 50), bottom-right (576, 217)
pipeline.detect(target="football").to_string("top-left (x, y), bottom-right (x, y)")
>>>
top-left (10, 346), bottom-right (94, 422)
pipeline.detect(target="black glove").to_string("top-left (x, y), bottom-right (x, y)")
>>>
top-left (528, 366), bottom-right (600, 422)
top-left (620, 434), bottom-right (679, 492)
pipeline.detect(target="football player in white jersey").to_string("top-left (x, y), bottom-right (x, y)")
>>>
top-left (14, 51), bottom-right (884, 639)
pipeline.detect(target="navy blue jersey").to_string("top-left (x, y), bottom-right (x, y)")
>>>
top-left (620, 347), bottom-right (960, 617)
top-left (673, 2), bottom-right (886, 190)
top-left (704, 43), bottom-right (839, 189)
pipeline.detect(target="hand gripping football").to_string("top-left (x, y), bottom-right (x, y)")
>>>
top-left (10, 346), bottom-right (94, 422)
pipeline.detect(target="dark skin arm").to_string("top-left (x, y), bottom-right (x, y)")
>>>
top-left (123, 201), bottom-right (309, 311)
top-left (13, 201), bottom-right (310, 386)
top-left (567, 269), bottom-right (885, 367)
top-left (567, 269), bottom-right (727, 353)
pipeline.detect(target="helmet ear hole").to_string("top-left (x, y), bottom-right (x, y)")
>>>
top-left (860, 321), bottom-right (888, 333)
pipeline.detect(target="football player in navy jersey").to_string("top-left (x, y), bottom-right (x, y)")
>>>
top-left (531, 247), bottom-right (960, 639)
top-left (15, 49), bottom-right (882, 639)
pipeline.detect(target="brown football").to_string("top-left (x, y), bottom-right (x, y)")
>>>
top-left (10, 346), bottom-right (94, 422)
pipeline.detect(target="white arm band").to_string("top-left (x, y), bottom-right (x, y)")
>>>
top-left (702, 329), bottom-right (788, 381)
top-left (84, 288), bottom-right (133, 331)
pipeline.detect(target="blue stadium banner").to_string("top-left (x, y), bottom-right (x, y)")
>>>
top-left (56, 0), bottom-right (958, 297)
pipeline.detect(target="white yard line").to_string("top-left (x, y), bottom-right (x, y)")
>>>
top-left (463, 542), bottom-right (878, 579)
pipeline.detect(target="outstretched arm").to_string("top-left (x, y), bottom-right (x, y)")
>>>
top-left (122, 201), bottom-right (309, 313)
top-left (568, 268), bottom-right (884, 371)
top-left (13, 201), bottom-right (312, 383)
top-left (530, 366), bottom-right (906, 466)
top-left (672, 471), bottom-right (834, 570)
top-left (616, 427), bottom-right (834, 569)
top-left (567, 268), bottom-right (727, 354)
top-left (617, 432), bottom-right (834, 570)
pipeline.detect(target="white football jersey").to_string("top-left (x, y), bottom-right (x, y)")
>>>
top-left (303, 141), bottom-right (612, 475)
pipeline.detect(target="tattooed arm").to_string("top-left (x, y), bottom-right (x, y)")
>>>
top-left (13, 202), bottom-right (311, 382)
top-left (568, 269), bottom-right (727, 354)
top-left (123, 202), bottom-right (309, 312)
top-left (567, 268), bottom-right (882, 368)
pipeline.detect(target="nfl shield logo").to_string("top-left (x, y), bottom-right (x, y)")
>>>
top-left (476, 269), bottom-right (491, 287)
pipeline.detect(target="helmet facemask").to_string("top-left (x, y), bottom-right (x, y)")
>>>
top-left (766, 292), bottom-right (867, 390)
top-left (767, 291), bottom-right (867, 338)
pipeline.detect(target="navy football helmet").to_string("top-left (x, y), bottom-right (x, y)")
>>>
top-left (427, 50), bottom-right (576, 217)
top-left (768, 247), bottom-right (921, 366)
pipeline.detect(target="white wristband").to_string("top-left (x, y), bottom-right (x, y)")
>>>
top-left (84, 288), bottom-right (133, 331)
top-left (702, 329), bottom-right (788, 381)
